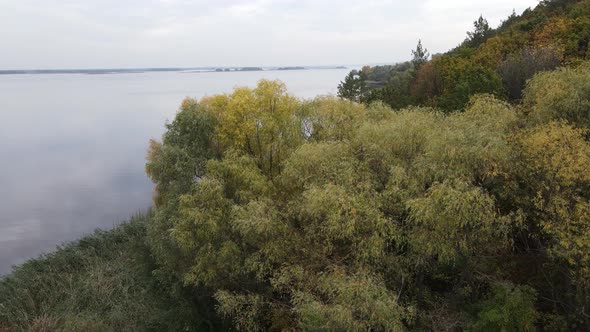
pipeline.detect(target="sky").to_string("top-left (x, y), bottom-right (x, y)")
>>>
top-left (0, 0), bottom-right (540, 69)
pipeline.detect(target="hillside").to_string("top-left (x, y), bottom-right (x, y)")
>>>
top-left (339, 0), bottom-right (590, 111)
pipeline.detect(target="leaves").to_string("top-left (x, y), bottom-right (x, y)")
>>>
top-left (146, 68), bottom-right (590, 330)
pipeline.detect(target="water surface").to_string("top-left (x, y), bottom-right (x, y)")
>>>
top-left (0, 69), bottom-right (349, 275)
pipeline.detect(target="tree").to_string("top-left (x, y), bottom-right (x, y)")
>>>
top-left (337, 71), bottom-right (358, 101)
top-left (365, 72), bottom-right (414, 110)
top-left (510, 122), bottom-right (590, 326)
top-left (200, 79), bottom-right (302, 180)
top-left (411, 61), bottom-right (443, 104)
top-left (522, 64), bottom-right (590, 128)
top-left (411, 39), bottom-right (430, 69)
top-left (337, 69), bottom-right (368, 103)
top-left (466, 15), bottom-right (493, 47)
top-left (470, 282), bottom-right (538, 331)
top-left (146, 98), bottom-right (217, 207)
top-left (498, 46), bottom-right (562, 101)
top-left (412, 56), bottom-right (504, 111)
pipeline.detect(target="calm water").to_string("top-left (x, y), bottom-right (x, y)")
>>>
top-left (0, 69), bottom-right (350, 275)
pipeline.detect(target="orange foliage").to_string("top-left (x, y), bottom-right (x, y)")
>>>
top-left (533, 17), bottom-right (572, 50)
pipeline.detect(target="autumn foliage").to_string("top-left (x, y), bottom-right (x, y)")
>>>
top-left (340, 0), bottom-right (590, 111)
top-left (146, 61), bottom-right (590, 330)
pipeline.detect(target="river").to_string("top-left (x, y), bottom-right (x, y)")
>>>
top-left (0, 68), bottom-right (350, 275)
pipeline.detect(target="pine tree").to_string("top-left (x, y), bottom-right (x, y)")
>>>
top-left (337, 70), bottom-right (367, 103)
top-left (411, 39), bottom-right (430, 69)
top-left (466, 15), bottom-right (493, 47)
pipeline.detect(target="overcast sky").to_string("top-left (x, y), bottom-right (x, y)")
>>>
top-left (0, 0), bottom-right (540, 69)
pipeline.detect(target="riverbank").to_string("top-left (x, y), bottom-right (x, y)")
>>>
top-left (0, 212), bottom-right (221, 332)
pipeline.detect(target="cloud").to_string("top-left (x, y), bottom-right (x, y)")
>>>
top-left (0, 0), bottom-right (539, 68)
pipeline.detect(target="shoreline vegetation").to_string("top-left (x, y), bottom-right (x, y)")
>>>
top-left (0, 66), bottom-right (348, 76)
top-left (3, 0), bottom-right (590, 330)
top-left (0, 213), bottom-right (226, 331)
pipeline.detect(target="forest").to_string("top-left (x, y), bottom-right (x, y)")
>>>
top-left (338, 0), bottom-right (590, 112)
top-left (1, 0), bottom-right (590, 331)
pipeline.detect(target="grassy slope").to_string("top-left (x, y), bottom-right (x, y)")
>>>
top-left (0, 213), bottom-right (217, 332)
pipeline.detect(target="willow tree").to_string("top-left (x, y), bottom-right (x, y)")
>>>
top-left (146, 75), bottom-right (590, 330)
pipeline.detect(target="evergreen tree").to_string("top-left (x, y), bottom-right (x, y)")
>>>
top-left (466, 15), bottom-right (493, 47)
top-left (411, 39), bottom-right (430, 69)
top-left (337, 70), bottom-right (367, 103)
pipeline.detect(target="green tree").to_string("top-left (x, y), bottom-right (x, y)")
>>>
top-left (469, 282), bottom-right (538, 331)
top-left (411, 39), bottom-right (430, 69)
top-left (337, 70), bottom-right (368, 102)
top-left (467, 15), bottom-right (494, 47)
top-left (522, 64), bottom-right (590, 128)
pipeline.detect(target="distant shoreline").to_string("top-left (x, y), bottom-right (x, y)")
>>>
top-left (0, 66), bottom-right (348, 75)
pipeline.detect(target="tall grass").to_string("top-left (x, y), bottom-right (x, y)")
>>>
top-left (0, 212), bottom-right (221, 332)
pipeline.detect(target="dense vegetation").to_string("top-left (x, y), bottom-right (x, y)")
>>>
top-left (339, 0), bottom-right (590, 111)
top-left (2, 1), bottom-right (590, 331)
top-left (142, 58), bottom-right (590, 330)
top-left (0, 213), bottom-right (226, 331)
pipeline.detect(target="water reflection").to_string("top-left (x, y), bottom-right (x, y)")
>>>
top-left (0, 69), bottom-right (349, 274)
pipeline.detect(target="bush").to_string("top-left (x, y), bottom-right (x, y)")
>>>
top-left (522, 62), bottom-right (590, 128)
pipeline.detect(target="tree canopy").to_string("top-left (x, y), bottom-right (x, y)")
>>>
top-left (146, 61), bottom-right (590, 329)
top-left (143, 2), bottom-right (590, 331)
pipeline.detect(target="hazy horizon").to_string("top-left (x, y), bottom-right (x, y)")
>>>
top-left (1, 0), bottom-right (540, 70)
top-left (0, 64), bottom-right (352, 71)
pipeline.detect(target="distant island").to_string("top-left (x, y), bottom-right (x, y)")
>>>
top-left (213, 67), bottom-right (263, 72)
top-left (278, 66), bottom-right (305, 70)
top-left (0, 66), bottom-right (348, 75)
